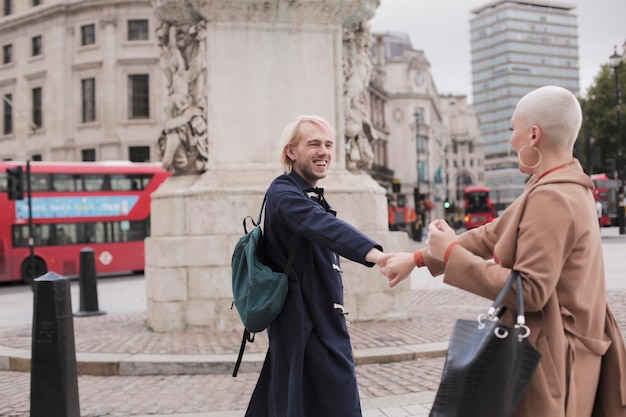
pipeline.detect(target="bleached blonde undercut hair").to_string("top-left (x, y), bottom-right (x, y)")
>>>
top-left (279, 115), bottom-right (335, 173)
top-left (515, 85), bottom-right (582, 149)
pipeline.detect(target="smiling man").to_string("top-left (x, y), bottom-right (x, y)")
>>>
top-left (244, 115), bottom-right (388, 417)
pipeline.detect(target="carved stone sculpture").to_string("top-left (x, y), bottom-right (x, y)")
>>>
top-left (146, 0), bottom-right (411, 334)
top-left (155, 16), bottom-right (209, 175)
top-left (343, 20), bottom-right (376, 171)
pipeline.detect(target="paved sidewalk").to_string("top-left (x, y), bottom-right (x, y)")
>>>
top-left (0, 228), bottom-right (625, 416)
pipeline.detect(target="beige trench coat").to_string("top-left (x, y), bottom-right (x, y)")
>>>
top-left (424, 160), bottom-right (626, 417)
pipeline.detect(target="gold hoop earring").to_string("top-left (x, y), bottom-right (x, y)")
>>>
top-left (518, 145), bottom-right (542, 169)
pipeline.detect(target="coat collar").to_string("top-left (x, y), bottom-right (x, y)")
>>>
top-left (286, 171), bottom-right (336, 215)
top-left (287, 170), bottom-right (316, 192)
top-left (526, 159), bottom-right (593, 190)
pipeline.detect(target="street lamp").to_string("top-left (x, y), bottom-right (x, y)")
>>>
top-left (609, 45), bottom-right (625, 235)
top-left (413, 110), bottom-right (423, 241)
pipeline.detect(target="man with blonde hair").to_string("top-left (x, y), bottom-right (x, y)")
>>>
top-left (245, 115), bottom-right (388, 417)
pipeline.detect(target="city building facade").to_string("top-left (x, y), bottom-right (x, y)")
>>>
top-left (370, 31), bottom-right (484, 233)
top-left (1, 1), bottom-right (485, 236)
top-left (0, 0), bottom-right (164, 163)
top-left (440, 94), bottom-right (485, 210)
top-left (470, 0), bottom-right (579, 211)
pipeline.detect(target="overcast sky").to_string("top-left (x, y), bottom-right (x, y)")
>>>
top-left (369, 0), bottom-right (626, 100)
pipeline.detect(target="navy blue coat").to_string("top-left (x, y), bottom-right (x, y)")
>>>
top-left (245, 171), bottom-right (382, 417)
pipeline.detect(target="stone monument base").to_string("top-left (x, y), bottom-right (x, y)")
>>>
top-left (145, 168), bottom-right (410, 332)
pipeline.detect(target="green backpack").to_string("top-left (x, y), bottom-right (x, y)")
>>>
top-left (230, 194), bottom-right (298, 376)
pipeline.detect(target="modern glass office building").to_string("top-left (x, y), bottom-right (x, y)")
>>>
top-left (470, 0), bottom-right (579, 210)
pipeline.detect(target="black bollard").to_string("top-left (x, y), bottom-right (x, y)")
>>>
top-left (74, 248), bottom-right (105, 317)
top-left (30, 272), bottom-right (80, 417)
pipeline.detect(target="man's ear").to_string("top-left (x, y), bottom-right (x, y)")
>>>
top-left (285, 145), bottom-right (295, 161)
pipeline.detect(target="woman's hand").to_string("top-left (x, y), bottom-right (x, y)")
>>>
top-left (426, 219), bottom-right (458, 262)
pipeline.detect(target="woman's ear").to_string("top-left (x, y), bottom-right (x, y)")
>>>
top-left (529, 125), bottom-right (542, 147)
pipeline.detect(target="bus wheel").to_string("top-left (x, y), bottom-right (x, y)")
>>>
top-left (21, 257), bottom-right (47, 285)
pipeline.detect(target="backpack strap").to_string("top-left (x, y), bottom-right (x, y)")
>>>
top-left (232, 329), bottom-right (254, 377)
top-left (243, 194), bottom-right (267, 234)
top-left (255, 194), bottom-right (267, 227)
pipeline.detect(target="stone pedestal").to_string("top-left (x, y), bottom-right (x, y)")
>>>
top-left (147, 0), bottom-right (410, 332)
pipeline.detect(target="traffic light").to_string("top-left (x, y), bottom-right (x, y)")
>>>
top-left (7, 166), bottom-right (24, 200)
top-left (605, 158), bottom-right (616, 177)
top-left (392, 179), bottom-right (401, 193)
top-left (443, 200), bottom-right (451, 210)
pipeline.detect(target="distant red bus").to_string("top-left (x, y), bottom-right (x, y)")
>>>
top-left (591, 173), bottom-right (618, 227)
top-left (0, 161), bottom-right (171, 284)
top-left (464, 186), bottom-right (495, 230)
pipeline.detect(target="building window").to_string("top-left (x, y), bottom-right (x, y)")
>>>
top-left (31, 154), bottom-right (42, 161)
top-left (32, 35), bottom-right (42, 56)
top-left (81, 78), bottom-right (96, 123)
top-left (128, 146), bottom-right (150, 162)
top-left (2, 44), bottom-right (11, 64)
top-left (82, 149), bottom-right (96, 162)
top-left (3, 93), bottom-right (12, 134)
top-left (32, 87), bottom-right (42, 128)
top-left (4, 0), bottom-right (12, 16)
top-left (33, 0), bottom-right (42, 5)
top-left (128, 74), bottom-right (149, 119)
top-left (81, 24), bottom-right (95, 46)
top-left (128, 20), bottom-right (149, 41)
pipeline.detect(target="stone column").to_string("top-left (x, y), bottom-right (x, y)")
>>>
top-left (146, 0), bottom-right (410, 332)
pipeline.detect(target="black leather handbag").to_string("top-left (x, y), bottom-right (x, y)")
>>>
top-left (429, 270), bottom-right (541, 417)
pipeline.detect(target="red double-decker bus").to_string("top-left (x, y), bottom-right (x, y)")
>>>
top-left (591, 173), bottom-right (618, 227)
top-left (463, 186), bottom-right (496, 230)
top-left (0, 161), bottom-right (171, 284)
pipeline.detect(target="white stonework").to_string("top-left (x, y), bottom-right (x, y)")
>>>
top-left (146, 0), bottom-right (412, 332)
top-left (147, 164), bottom-right (410, 331)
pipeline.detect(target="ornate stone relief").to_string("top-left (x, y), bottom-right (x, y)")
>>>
top-left (343, 20), bottom-right (375, 171)
top-left (154, 7), bottom-right (209, 175)
top-left (185, 0), bottom-right (379, 25)
top-left (151, 0), bottom-right (381, 174)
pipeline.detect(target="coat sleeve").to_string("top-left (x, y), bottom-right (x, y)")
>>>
top-left (423, 216), bottom-right (502, 277)
top-left (443, 186), bottom-right (577, 310)
top-left (267, 179), bottom-right (382, 267)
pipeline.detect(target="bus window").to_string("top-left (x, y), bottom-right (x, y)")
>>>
top-left (53, 174), bottom-right (81, 191)
top-left (30, 174), bottom-right (52, 191)
top-left (77, 223), bottom-right (97, 244)
top-left (13, 224), bottom-right (52, 247)
top-left (110, 174), bottom-right (152, 191)
top-left (84, 174), bottom-right (106, 191)
top-left (126, 219), bottom-right (149, 241)
top-left (55, 226), bottom-right (75, 245)
top-left (92, 222), bottom-right (105, 243)
top-left (12, 226), bottom-right (29, 247)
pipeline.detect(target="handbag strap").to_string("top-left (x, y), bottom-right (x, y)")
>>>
top-left (488, 270), bottom-right (526, 327)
